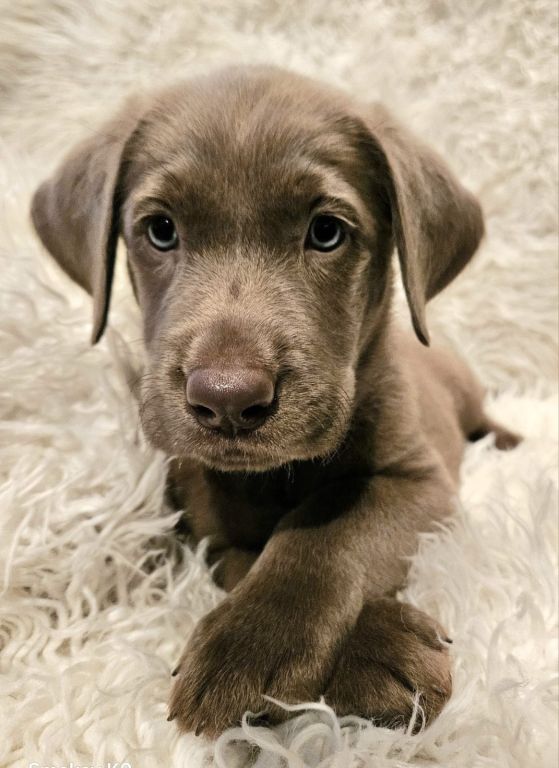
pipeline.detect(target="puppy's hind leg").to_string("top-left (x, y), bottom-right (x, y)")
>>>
top-left (468, 415), bottom-right (522, 451)
top-left (462, 385), bottom-right (522, 450)
top-left (452, 360), bottom-right (522, 452)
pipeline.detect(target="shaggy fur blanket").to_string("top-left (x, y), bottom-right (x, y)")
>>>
top-left (0, 1), bottom-right (557, 766)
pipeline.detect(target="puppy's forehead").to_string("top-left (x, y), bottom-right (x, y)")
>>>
top-left (129, 70), bottom-right (368, 210)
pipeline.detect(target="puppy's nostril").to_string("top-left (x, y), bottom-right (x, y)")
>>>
top-left (190, 402), bottom-right (222, 430)
top-left (240, 404), bottom-right (269, 423)
top-left (193, 404), bottom-right (217, 420)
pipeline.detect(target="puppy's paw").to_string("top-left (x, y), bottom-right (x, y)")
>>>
top-left (325, 598), bottom-right (452, 729)
top-left (494, 426), bottom-right (522, 451)
top-left (169, 591), bottom-right (327, 736)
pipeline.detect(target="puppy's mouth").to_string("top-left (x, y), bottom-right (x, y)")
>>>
top-left (187, 401), bottom-right (349, 473)
top-left (198, 450), bottom-right (283, 473)
top-left (189, 420), bottom-right (288, 472)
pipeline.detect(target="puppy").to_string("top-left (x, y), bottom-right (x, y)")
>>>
top-left (31, 66), bottom-right (520, 736)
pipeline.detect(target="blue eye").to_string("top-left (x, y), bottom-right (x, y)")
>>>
top-left (147, 216), bottom-right (178, 251)
top-left (307, 215), bottom-right (346, 252)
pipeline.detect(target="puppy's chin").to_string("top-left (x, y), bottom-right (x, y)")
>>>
top-left (168, 432), bottom-right (316, 473)
top-left (194, 450), bottom-right (288, 473)
top-left (175, 415), bottom-right (353, 473)
top-left (143, 418), bottom-right (348, 474)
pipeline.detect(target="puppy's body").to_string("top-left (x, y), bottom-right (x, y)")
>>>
top-left (169, 327), bottom-right (514, 588)
top-left (30, 66), bottom-right (520, 736)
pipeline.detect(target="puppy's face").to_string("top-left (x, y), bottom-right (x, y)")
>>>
top-left (122, 76), bottom-right (390, 471)
top-left (31, 67), bottom-right (483, 473)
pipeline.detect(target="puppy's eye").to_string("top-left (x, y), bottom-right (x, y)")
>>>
top-left (146, 216), bottom-right (178, 251)
top-left (306, 215), bottom-right (346, 252)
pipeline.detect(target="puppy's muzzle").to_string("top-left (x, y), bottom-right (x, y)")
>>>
top-left (186, 368), bottom-right (276, 436)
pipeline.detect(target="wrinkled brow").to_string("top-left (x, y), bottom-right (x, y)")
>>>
top-left (299, 162), bottom-right (373, 229)
top-left (126, 155), bottom-right (374, 231)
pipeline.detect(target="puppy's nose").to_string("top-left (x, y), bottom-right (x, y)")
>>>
top-left (186, 368), bottom-right (275, 433)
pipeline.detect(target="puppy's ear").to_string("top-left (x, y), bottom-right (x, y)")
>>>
top-left (365, 105), bottom-right (484, 345)
top-left (31, 98), bottom-right (143, 343)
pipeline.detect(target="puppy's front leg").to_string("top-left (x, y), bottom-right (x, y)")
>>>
top-left (170, 459), bottom-right (454, 736)
top-left (210, 546), bottom-right (259, 592)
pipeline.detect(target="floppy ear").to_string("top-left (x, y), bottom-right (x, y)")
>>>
top-left (365, 104), bottom-right (484, 345)
top-left (30, 100), bottom-right (143, 343)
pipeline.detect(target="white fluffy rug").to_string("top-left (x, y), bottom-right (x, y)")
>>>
top-left (0, 1), bottom-right (557, 766)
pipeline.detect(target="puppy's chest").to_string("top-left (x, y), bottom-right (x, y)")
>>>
top-left (168, 453), bottom-right (376, 550)
top-left (167, 459), bottom-right (301, 549)
top-left (206, 470), bottom-right (299, 548)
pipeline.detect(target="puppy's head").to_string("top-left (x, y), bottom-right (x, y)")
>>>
top-left (31, 67), bottom-right (483, 472)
